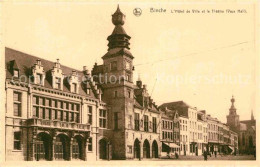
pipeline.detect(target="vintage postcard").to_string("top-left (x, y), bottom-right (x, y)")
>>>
top-left (0, 0), bottom-right (259, 166)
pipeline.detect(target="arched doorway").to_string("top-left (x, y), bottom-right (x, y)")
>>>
top-left (72, 135), bottom-right (84, 160)
top-left (152, 140), bottom-right (158, 158)
top-left (99, 138), bottom-right (107, 159)
top-left (134, 139), bottom-right (140, 159)
top-left (35, 132), bottom-right (52, 161)
top-left (55, 134), bottom-right (70, 160)
top-left (143, 139), bottom-right (150, 158)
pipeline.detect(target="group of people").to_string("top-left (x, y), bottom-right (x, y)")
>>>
top-left (203, 149), bottom-right (218, 161)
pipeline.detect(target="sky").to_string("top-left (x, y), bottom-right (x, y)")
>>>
top-left (2, 1), bottom-right (258, 123)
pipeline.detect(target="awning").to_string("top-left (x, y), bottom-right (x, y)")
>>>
top-left (163, 142), bottom-right (180, 148)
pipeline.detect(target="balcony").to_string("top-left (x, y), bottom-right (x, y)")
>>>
top-left (27, 118), bottom-right (91, 131)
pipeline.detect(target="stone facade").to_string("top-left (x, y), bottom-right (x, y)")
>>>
top-left (5, 55), bottom-right (103, 161)
top-left (159, 101), bottom-right (239, 157)
top-left (160, 107), bottom-right (180, 157)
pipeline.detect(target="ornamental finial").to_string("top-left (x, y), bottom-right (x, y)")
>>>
top-left (112, 5), bottom-right (125, 26)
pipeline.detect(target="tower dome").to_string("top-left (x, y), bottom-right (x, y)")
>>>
top-left (107, 5), bottom-right (131, 51)
top-left (112, 5), bottom-right (125, 26)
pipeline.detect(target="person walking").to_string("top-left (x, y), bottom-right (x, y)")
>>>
top-left (175, 152), bottom-right (179, 159)
top-left (203, 149), bottom-right (208, 161)
top-left (214, 151), bottom-right (217, 158)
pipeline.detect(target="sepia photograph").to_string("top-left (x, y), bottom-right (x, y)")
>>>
top-left (0, 0), bottom-right (258, 166)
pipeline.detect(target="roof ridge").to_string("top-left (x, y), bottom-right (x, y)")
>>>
top-left (161, 100), bottom-right (184, 105)
top-left (6, 47), bottom-right (83, 73)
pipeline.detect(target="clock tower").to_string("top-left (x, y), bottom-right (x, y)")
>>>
top-left (226, 95), bottom-right (240, 131)
top-left (93, 5), bottom-right (135, 159)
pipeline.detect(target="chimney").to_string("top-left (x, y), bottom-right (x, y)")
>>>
top-left (36, 59), bottom-right (41, 65)
top-left (251, 110), bottom-right (254, 120)
top-left (55, 59), bottom-right (60, 68)
top-left (83, 66), bottom-right (91, 76)
top-left (83, 66), bottom-right (87, 71)
top-left (72, 70), bottom-right (77, 76)
top-left (136, 80), bottom-right (142, 88)
top-left (136, 73), bottom-right (142, 88)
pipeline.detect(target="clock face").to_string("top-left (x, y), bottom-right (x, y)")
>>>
top-left (126, 61), bottom-right (131, 70)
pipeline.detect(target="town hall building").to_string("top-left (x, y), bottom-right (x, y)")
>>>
top-left (5, 6), bottom-right (161, 161)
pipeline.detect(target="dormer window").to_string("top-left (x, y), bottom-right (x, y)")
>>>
top-left (32, 59), bottom-right (45, 86)
top-left (13, 70), bottom-right (19, 78)
top-left (35, 73), bottom-right (43, 84)
top-left (10, 60), bottom-right (20, 78)
top-left (55, 77), bottom-right (61, 89)
top-left (51, 59), bottom-right (64, 90)
top-left (68, 70), bottom-right (79, 94)
top-left (72, 83), bottom-right (77, 93)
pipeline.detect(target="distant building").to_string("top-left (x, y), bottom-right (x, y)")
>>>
top-left (197, 110), bottom-right (208, 155)
top-left (226, 96), bottom-right (256, 155)
top-left (206, 115), bottom-right (220, 154)
top-left (159, 101), bottom-right (205, 156)
top-left (160, 101), bottom-right (239, 157)
top-left (160, 107), bottom-right (180, 157)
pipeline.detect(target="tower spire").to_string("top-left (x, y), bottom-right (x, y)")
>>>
top-left (229, 95), bottom-right (237, 115)
top-left (107, 5), bottom-right (131, 50)
top-left (251, 110), bottom-right (254, 120)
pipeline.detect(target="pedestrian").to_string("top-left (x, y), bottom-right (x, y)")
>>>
top-left (214, 151), bottom-right (217, 158)
top-left (203, 150), bottom-right (208, 161)
top-left (175, 152), bottom-right (179, 159)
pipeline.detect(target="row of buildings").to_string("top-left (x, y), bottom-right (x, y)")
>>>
top-left (159, 100), bottom-right (241, 157)
top-left (4, 6), bottom-right (255, 161)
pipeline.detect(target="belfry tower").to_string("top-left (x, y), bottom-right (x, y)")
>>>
top-left (226, 95), bottom-right (240, 130)
top-left (93, 5), bottom-right (135, 160)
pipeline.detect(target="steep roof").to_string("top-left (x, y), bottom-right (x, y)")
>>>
top-left (159, 101), bottom-right (189, 117)
top-left (240, 119), bottom-right (256, 126)
top-left (239, 119), bottom-right (256, 131)
top-left (134, 100), bottom-right (143, 109)
top-left (5, 47), bottom-right (98, 99)
top-left (102, 48), bottom-right (133, 59)
top-left (239, 123), bottom-right (247, 131)
top-left (92, 64), bottom-right (104, 75)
